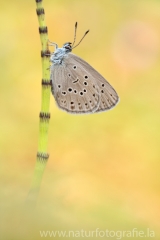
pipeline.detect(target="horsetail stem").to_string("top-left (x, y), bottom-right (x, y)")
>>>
top-left (26, 0), bottom-right (51, 206)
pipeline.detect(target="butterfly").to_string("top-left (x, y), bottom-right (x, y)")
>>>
top-left (49, 22), bottom-right (119, 114)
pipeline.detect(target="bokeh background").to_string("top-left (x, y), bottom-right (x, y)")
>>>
top-left (0, 0), bottom-right (160, 239)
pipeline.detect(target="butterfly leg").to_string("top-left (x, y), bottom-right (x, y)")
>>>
top-left (48, 40), bottom-right (58, 50)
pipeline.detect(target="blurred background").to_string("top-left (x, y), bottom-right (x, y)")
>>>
top-left (0, 0), bottom-right (160, 239)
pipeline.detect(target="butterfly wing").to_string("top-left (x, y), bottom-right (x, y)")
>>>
top-left (51, 55), bottom-right (100, 114)
top-left (68, 53), bottom-right (119, 113)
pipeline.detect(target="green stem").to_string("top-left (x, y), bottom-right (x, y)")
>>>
top-left (26, 0), bottom-right (51, 206)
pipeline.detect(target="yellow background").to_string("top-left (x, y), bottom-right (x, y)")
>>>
top-left (0, 0), bottom-right (160, 239)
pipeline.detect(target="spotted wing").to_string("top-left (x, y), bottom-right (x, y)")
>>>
top-left (51, 55), bottom-right (100, 114)
top-left (68, 53), bottom-right (119, 112)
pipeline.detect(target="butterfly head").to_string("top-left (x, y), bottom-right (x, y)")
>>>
top-left (50, 24), bottom-right (89, 64)
top-left (62, 42), bottom-right (72, 53)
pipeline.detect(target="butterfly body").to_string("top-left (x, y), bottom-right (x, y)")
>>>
top-left (50, 42), bottom-right (72, 65)
top-left (50, 40), bottom-right (119, 114)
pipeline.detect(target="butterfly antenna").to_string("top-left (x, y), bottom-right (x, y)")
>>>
top-left (72, 22), bottom-right (78, 48)
top-left (72, 29), bottom-right (89, 49)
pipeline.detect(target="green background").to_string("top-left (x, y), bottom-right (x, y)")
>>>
top-left (0, 0), bottom-right (160, 239)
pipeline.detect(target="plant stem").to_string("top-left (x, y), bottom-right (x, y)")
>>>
top-left (26, 0), bottom-right (51, 206)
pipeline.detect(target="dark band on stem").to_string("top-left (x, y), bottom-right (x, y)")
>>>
top-left (39, 26), bottom-right (48, 34)
top-left (42, 79), bottom-right (52, 87)
top-left (35, 0), bottom-right (42, 3)
top-left (36, 8), bottom-right (45, 16)
top-left (37, 152), bottom-right (49, 161)
top-left (39, 112), bottom-right (50, 120)
top-left (41, 50), bottom-right (50, 58)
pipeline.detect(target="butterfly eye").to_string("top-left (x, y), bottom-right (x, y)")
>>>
top-left (64, 45), bottom-right (71, 50)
